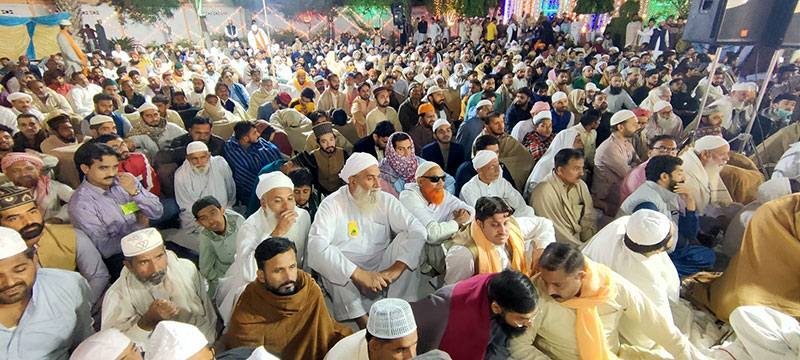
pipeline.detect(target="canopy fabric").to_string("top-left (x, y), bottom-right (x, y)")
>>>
top-left (0, 13), bottom-right (71, 59)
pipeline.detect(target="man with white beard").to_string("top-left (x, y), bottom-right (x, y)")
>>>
top-left (174, 141), bottom-right (236, 236)
top-left (307, 152), bottom-right (426, 328)
top-left (679, 135), bottom-right (733, 214)
top-left (215, 171), bottom-right (311, 326)
top-left (644, 100), bottom-right (683, 141)
top-left (725, 82), bottom-right (757, 136)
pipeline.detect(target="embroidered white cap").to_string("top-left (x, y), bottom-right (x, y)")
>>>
top-left (366, 298), bottom-right (417, 339)
top-left (120, 228), bottom-right (163, 257)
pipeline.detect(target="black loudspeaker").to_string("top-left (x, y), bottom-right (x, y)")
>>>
top-left (391, 2), bottom-right (405, 26)
top-left (682, 0), bottom-right (799, 47)
top-left (781, 2), bottom-right (800, 48)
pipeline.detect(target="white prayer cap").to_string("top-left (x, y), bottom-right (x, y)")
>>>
top-left (512, 63), bottom-right (526, 72)
top-left (426, 85), bottom-right (444, 98)
top-left (551, 91), bottom-right (567, 103)
top-left (732, 82), bottom-right (757, 92)
top-left (255, 171), bottom-right (294, 200)
top-left (366, 298), bottom-right (417, 339)
top-left (694, 135), bottom-right (729, 152)
top-left (626, 209), bottom-right (671, 246)
top-left (610, 46), bottom-right (620, 52)
top-left (472, 150), bottom-right (498, 170)
top-left (415, 161), bottom-right (440, 180)
top-left (533, 110), bottom-right (552, 125)
top-left (190, 73), bottom-right (206, 81)
top-left (186, 141), bottom-right (209, 155)
top-left (89, 115), bottom-right (114, 126)
top-left (476, 99), bottom-right (493, 110)
top-left (433, 119), bottom-right (450, 132)
top-left (121, 228), bottom-right (163, 257)
top-left (653, 100), bottom-right (672, 113)
top-left (402, 67), bottom-right (414, 75)
top-left (513, 54), bottom-right (523, 60)
top-left (70, 329), bottom-right (132, 360)
top-left (582, 65), bottom-right (593, 72)
top-left (0, 226), bottom-right (27, 260)
top-left (7, 92), bottom-right (31, 102)
top-left (137, 102), bottom-right (158, 113)
top-left (610, 110), bottom-right (636, 126)
top-left (146, 321), bottom-right (208, 360)
top-left (59, 19), bottom-right (71, 26)
top-left (584, 83), bottom-right (599, 92)
top-left (339, 152), bottom-right (379, 181)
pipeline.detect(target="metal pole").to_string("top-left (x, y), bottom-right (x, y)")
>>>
top-left (261, 0), bottom-right (272, 54)
top-left (687, 46), bottom-right (723, 140)
top-left (738, 49), bottom-right (784, 153)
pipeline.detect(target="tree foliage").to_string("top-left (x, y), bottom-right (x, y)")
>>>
top-left (573, 0), bottom-right (613, 14)
top-left (99, 0), bottom-right (181, 24)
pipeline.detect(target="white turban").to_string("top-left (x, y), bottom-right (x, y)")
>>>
top-left (138, 102), bottom-right (158, 113)
top-left (585, 83), bottom-right (599, 92)
top-left (255, 171), bottom-right (295, 200)
top-left (121, 228), bottom-right (163, 257)
top-left (70, 329), bottom-right (132, 360)
top-left (653, 100), bottom-right (672, 113)
top-left (694, 135), bottom-right (729, 152)
top-left (190, 73), bottom-right (206, 81)
top-left (7, 92), bottom-right (31, 102)
top-left (731, 82), bottom-right (757, 92)
top-left (339, 152), bottom-right (379, 181)
top-left (472, 150), bottom-right (498, 170)
top-left (186, 141), bottom-right (209, 155)
top-left (89, 115), bottom-right (114, 126)
top-left (0, 226), bottom-right (26, 260)
top-left (533, 110), bottom-right (552, 125)
top-left (513, 63), bottom-right (526, 72)
top-left (367, 298), bottom-right (417, 339)
top-left (476, 99), bottom-right (493, 110)
top-left (551, 91), bottom-right (567, 104)
top-left (146, 321), bottom-right (208, 360)
top-left (626, 209), bottom-right (671, 246)
top-left (610, 110), bottom-right (636, 126)
top-left (433, 119), bottom-right (450, 132)
top-left (415, 161), bottom-right (440, 179)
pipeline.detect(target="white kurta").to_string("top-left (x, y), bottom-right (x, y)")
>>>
top-left (67, 84), bottom-right (102, 118)
top-left (679, 149), bottom-right (733, 214)
top-left (0, 106), bottom-right (19, 134)
top-left (215, 206), bottom-right (311, 327)
top-left (307, 185), bottom-right (426, 321)
top-left (773, 142), bottom-right (800, 180)
top-left (444, 216), bottom-right (555, 285)
top-left (460, 175), bottom-right (536, 219)
top-left (39, 180), bottom-right (74, 222)
top-left (581, 216), bottom-right (681, 339)
top-left (101, 251), bottom-right (218, 349)
top-left (174, 156), bottom-right (236, 233)
top-left (323, 329), bottom-right (369, 360)
top-left (510, 272), bottom-right (708, 360)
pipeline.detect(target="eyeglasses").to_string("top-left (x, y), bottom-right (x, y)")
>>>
top-left (421, 175), bottom-right (446, 183)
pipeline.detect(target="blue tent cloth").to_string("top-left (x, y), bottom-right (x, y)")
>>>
top-left (0, 13), bottom-right (71, 59)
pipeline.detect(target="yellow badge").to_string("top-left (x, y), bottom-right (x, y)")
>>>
top-left (348, 222), bottom-right (358, 237)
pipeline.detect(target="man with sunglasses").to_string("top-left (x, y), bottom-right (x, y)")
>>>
top-left (619, 134), bottom-right (678, 203)
top-left (399, 161), bottom-right (474, 279)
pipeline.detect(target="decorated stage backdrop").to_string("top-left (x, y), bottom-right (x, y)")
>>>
top-left (0, 12), bottom-right (69, 60)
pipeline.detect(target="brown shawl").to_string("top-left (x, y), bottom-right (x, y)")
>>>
top-left (223, 270), bottom-right (353, 359)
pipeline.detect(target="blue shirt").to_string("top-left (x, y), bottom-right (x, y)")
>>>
top-left (223, 137), bottom-right (283, 205)
top-left (0, 268), bottom-right (94, 360)
top-left (68, 178), bottom-right (164, 258)
top-left (228, 83), bottom-right (250, 110)
top-left (550, 108), bottom-right (574, 134)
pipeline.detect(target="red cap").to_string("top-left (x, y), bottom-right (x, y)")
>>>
top-left (632, 108), bottom-right (651, 118)
top-left (276, 92), bottom-right (292, 106)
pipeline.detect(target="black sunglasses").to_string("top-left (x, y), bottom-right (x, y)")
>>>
top-left (421, 175), bottom-right (446, 183)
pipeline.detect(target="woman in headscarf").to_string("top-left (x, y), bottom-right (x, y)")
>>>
top-left (523, 127), bottom-right (584, 199)
top-left (567, 89), bottom-right (587, 124)
top-left (378, 132), bottom-right (455, 197)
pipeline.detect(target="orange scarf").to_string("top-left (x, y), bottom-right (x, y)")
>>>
top-left (560, 259), bottom-right (619, 360)
top-left (469, 220), bottom-right (529, 276)
top-left (253, 30), bottom-right (268, 51)
top-left (59, 29), bottom-right (87, 66)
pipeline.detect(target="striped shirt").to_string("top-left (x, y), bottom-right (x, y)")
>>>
top-left (223, 136), bottom-right (282, 205)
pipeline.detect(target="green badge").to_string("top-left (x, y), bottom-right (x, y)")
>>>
top-left (121, 201), bottom-right (140, 215)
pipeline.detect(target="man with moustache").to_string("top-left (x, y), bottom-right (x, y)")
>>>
top-left (592, 110), bottom-right (640, 216)
top-left (81, 93), bottom-right (132, 137)
top-left (408, 103), bottom-right (436, 154)
top-left (102, 228), bottom-right (217, 348)
top-left (679, 135), bottom-right (734, 215)
top-left (317, 74), bottom-right (348, 113)
top-left (0, 185), bottom-right (108, 305)
top-left (96, 134), bottom-right (161, 196)
top-left (41, 113), bottom-right (85, 154)
top-left (1, 152), bottom-right (73, 224)
top-left (399, 162), bottom-right (474, 277)
top-left (224, 237), bottom-right (353, 358)
top-left (216, 172), bottom-right (311, 326)
top-left (0, 227), bottom-right (94, 360)
top-left (421, 119), bottom-right (466, 176)
top-left (191, 196), bottom-right (243, 299)
top-left (174, 141), bottom-right (236, 235)
top-left (294, 122), bottom-right (348, 196)
top-left (426, 85), bottom-right (453, 122)
top-left (68, 142), bottom-right (163, 279)
top-left (602, 73), bottom-right (637, 113)
top-left (307, 153), bottom-right (426, 328)
top-left (510, 243), bottom-right (708, 359)
top-left (366, 86), bottom-right (401, 135)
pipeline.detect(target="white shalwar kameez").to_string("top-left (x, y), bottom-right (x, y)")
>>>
top-left (398, 182), bottom-right (474, 273)
top-left (307, 185), bottom-right (426, 321)
top-left (215, 206), bottom-right (310, 326)
top-left (174, 156), bottom-right (236, 234)
top-left (460, 175), bottom-right (536, 218)
top-left (101, 251), bottom-right (218, 349)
